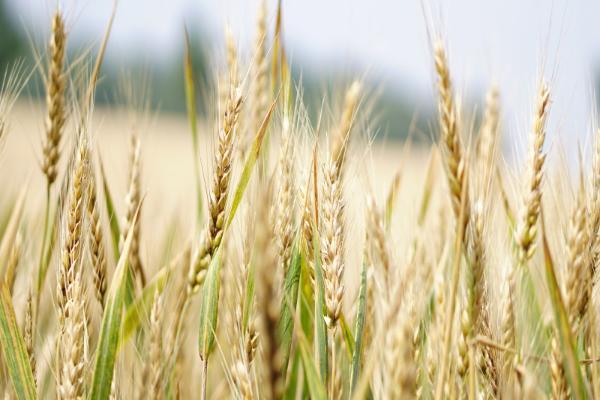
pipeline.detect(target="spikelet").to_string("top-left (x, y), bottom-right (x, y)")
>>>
top-left (41, 11), bottom-right (67, 186)
top-left (120, 133), bottom-right (145, 288)
top-left (515, 83), bottom-right (550, 263)
top-left (188, 88), bottom-right (243, 294)
top-left (245, 319), bottom-right (258, 366)
top-left (457, 303), bottom-right (470, 386)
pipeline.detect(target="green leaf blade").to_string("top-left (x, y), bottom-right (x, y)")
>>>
top-left (89, 204), bottom-right (140, 400)
top-left (350, 261), bottom-right (368, 393)
top-left (197, 249), bottom-right (222, 360)
top-left (0, 284), bottom-right (36, 400)
top-left (278, 242), bottom-right (302, 373)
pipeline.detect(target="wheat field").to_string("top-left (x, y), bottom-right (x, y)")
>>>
top-left (0, 2), bottom-right (599, 400)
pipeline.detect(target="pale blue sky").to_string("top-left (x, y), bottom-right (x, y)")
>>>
top-left (8, 0), bottom-right (600, 154)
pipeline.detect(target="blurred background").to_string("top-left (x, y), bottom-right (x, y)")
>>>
top-left (0, 0), bottom-right (599, 272)
top-left (2, 0), bottom-right (600, 148)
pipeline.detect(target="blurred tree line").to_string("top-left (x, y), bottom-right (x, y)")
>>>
top-left (0, 0), bottom-right (24, 67)
top-left (0, 0), bottom-right (426, 140)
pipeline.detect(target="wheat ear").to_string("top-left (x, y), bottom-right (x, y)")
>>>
top-left (41, 11), bottom-right (67, 186)
top-left (564, 181), bottom-right (590, 337)
top-left (57, 271), bottom-right (88, 400)
top-left (550, 333), bottom-right (569, 400)
top-left (366, 196), bottom-right (392, 295)
top-left (250, 0), bottom-right (269, 145)
top-left (87, 169), bottom-right (107, 310)
top-left (146, 291), bottom-right (164, 400)
top-left (477, 85), bottom-right (500, 189)
top-left (515, 83), bottom-right (550, 263)
top-left (331, 81), bottom-right (361, 177)
top-left (120, 133), bottom-right (145, 288)
top-left (321, 158), bottom-right (345, 329)
top-left (188, 88), bottom-right (243, 295)
top-left (274, 117), bottom-right (295, 273)
top-left (433, 41), bottom-right (469, 228)
top-left (23, 289), bottom-right (36, 386)
top-left (57, 139), bottom-right (88, 320)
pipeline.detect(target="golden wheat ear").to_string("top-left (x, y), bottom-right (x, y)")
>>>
top-left (331, 80), bottom-right (362, 177)
top-left (41, 11), bottom-right (67, 187)
top-left (433, 42), bottom-right (469, 226)
top-left (87, 168), bottom-right (107, 311)
top-left (120, 133), bottom-right (145, 288)
top-left (515, 83), bottom-right (550, 264)
top-left (274, 117), bottom-right (296, 275)
top-left (56, 137), bottom-right (89, 322)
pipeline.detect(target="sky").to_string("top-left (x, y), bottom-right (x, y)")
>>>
top-left (8, 0), bottom-right (600, 157)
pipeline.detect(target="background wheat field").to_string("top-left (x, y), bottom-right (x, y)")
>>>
top-left (1, 2), bottom-right (600, 400)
